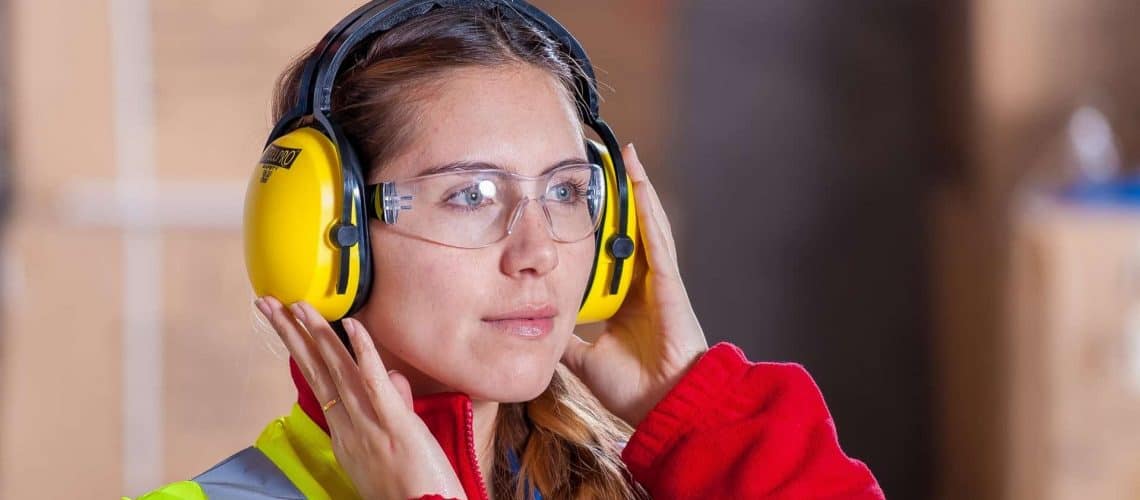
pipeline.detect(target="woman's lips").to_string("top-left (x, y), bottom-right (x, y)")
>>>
top-left (483, 317), bottom-right (554, 337)
top-left (483, 303), bottom-right (558, 337)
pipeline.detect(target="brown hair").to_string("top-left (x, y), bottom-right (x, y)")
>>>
top-left (272, 5), bottom-right (646, 499)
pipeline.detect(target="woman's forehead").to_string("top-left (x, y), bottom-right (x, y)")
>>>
top-left (380, 65), bottom-right (584, 180)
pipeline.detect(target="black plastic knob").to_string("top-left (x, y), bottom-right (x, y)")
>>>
top-left (608, 235), bottom-right (634, 259)
top-left (332, 224), bottom-right (359, 247)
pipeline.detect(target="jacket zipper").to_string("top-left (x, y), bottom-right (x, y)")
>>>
top-left (465, 401), bottom-right (491, 500)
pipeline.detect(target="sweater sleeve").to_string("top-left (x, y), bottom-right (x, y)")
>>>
top-left (621, 342), bottom-right (884, 499)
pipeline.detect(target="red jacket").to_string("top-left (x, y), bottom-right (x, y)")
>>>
top-left (294, 342), bottom-right (884, 499)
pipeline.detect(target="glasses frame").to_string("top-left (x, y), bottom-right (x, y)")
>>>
top-left (364, 162), bottom-right (606, 249)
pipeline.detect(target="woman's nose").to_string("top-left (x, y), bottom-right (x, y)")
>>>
top-left (500, 199), bottom-right (558, 277)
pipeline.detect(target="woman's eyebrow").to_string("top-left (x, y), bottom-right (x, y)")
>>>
top-left (417, 157), bottom-right (589, 177)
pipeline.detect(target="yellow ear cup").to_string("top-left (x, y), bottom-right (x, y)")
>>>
top-left (576, 139), bottom-right (639, 324)
top-left (244, 126), bottom-right (363, 320)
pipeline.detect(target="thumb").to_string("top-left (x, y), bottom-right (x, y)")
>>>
top-left (561, 334), bottom-right (591, 376)
top-left (387, 369), bottom-right (414, 411)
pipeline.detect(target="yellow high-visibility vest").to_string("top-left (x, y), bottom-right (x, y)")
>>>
top-left (127, 404), bottom-right (360, 500)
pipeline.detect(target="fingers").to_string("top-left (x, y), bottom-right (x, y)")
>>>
top-left (256, 297), bottom-right (338, 404)
top-left (560, 333), bottom-right (591, 375)
top-left (343, 317), bottom-right (413, 417)
top-left (622, 144), bottom-right (681, 278)
top-left (257, 298), bottom-right (355, 432)
top-left (256, 300), bottom-right (468, 500)
top-left (289, 302), bottom-right (375, 430)
top-left (387, 369), bottom-right (415, 411)
top-left (625, 145), bottom-right (677, 243)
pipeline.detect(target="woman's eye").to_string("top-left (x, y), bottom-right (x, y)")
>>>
top-left (447, 188), bottom-right (484, 207)
top-left (445, 180), bottom-right (497, 209)
top-left (548, 182), bottom-right (584, 202)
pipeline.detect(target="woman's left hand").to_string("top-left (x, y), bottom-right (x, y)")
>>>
top-left (561, 143), bottom-right (709, 428)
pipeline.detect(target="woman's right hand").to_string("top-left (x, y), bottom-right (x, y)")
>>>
top-left (255, 297), bottom-right (467, 500)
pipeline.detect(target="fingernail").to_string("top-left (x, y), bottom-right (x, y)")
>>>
top-left (343, 318), bottom-right (357, 337)
top-left (627, 143), bottom-right (637, 155)
top-left (289, 303), bottom-right (307, 322)
top-left (254, 298), bottom-right (271, 318)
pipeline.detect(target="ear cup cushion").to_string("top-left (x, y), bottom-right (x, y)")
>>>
top-left (576, 139), bottom-right (639, 324)
top-left (244, 126), bottom-right (362, 320)
top-left (326, 121), bottom-right (374, 318)
top-left (578, 140), bottom-right (607, 311)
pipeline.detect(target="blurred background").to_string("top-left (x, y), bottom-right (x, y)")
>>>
top-left (3, 0), bottom-right (1140, 498)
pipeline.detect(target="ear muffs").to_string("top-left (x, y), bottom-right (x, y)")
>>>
top-left (244, 126), bottom-right (370, 321)
top-left (577, 139), bottom-right (639, 324)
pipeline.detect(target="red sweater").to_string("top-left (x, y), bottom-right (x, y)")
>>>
top-left (293, 342), bottom-right (884, 499)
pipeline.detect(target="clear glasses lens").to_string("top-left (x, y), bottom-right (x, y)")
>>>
top-left (375, 164), bottom-right (604, 248)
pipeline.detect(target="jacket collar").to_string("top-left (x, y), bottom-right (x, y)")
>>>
top-left (290, 358), bottom-right (491, 500)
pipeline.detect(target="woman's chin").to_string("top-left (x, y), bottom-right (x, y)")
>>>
top-left (460, 367), bottom-right (557, 403)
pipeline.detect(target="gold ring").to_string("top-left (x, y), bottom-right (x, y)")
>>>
top-left (322, 397), bottom-right (340, 412)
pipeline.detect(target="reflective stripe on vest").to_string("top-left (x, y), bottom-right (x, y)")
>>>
top-left (193, 447), bottom-right (304, 499)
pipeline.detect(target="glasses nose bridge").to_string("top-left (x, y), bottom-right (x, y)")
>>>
top-left (504, 195), bottom-right (554, 238)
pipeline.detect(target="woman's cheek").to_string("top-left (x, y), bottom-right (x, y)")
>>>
top-left (550, 239), bottom-right (595, 333)
top-left (569, 239), bottom-right (598, 294)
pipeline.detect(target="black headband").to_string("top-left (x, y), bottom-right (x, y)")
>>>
top-left (286, 0), bottom-right (601, 127)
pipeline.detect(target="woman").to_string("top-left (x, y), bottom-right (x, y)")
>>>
top-left (134, 2), bottom-right (883, 499)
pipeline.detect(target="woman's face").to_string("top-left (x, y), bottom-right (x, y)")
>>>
top-left (353, 63), bottom-right (595, 402)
